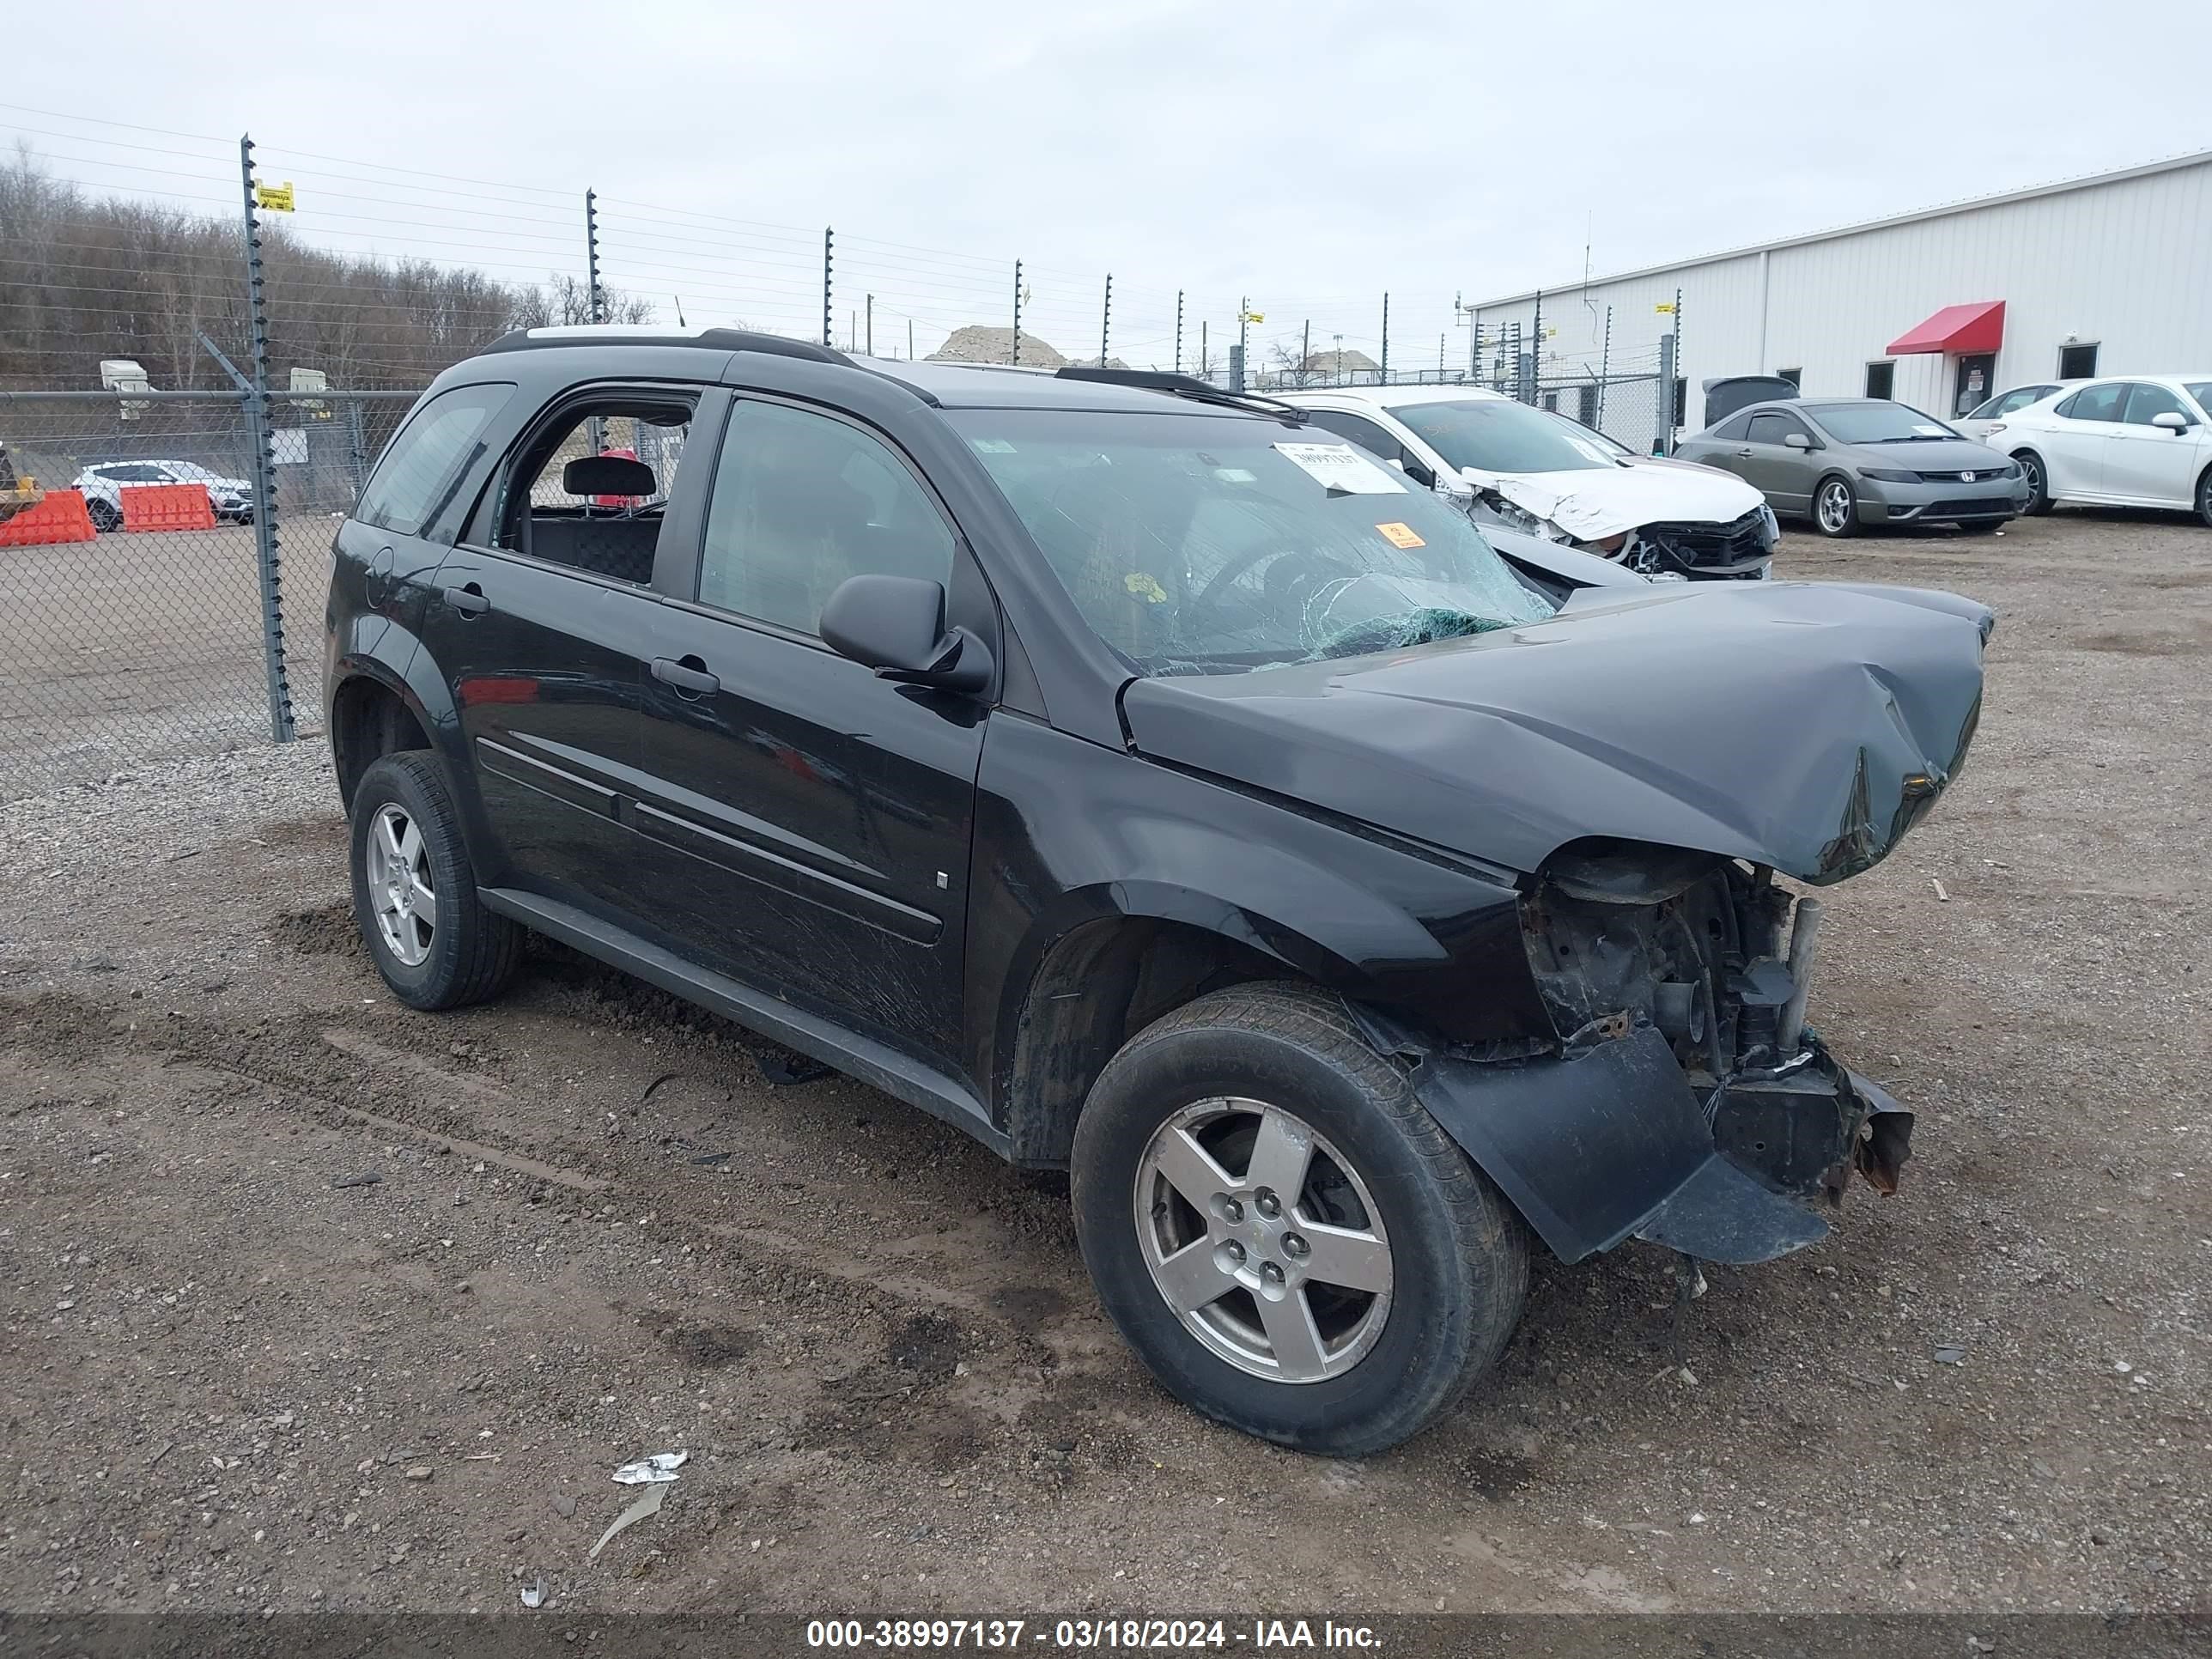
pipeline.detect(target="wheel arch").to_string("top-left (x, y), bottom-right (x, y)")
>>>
top-left (997, 895), bottom-right (1365, 1169)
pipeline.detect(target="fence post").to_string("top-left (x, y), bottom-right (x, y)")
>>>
top-left (821, 228), bottom-right (834, 349)
top-left (1656, 327), bottom-right (1677, 456)
top-left (1596, 304), bottom-right (1612, 429)
top-left (1236, 297), bottom-right (1249, 393)
top-left (1379, 292), bottom-right (1389, 383)
top-left (1099, 273), bottom-right (1112, 368)
top-left (1529, 289), bottom-right (1543, 401)
top-left (237, 135), bottom-right (294, 744)
top-left (1012, 259), bottom-right (1023, 367)
top-left (1174, 290), bottom-right (1183, 374)
top-left (585, 190), bottom-right (605, 325)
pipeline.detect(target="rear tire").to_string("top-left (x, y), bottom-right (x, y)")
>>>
top-left (2013, 450), bottom-right (2053, 515)
top-left (87, 498), bottom-right (121, 533)
top-left (2196, 465), bottom-right (2212, 530)
top-left (349, 751), bottom-right (522, 1012)
top-left (1071, 984), bottom-right (1527, 1456)
top-left (1813, 475), bottom-right (1860, 538)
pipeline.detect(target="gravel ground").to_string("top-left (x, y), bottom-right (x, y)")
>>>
top-left (1, 509), bottom-right (2207, 1620)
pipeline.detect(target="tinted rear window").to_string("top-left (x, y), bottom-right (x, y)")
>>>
top-left (357, 383), bottom-right (514, 539)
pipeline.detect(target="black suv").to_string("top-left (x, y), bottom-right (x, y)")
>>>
top-left (325, 328), bottom-right (1991, 1455)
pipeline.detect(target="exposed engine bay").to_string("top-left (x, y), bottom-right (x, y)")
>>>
top-left (1521, 840), bottom-right (1912, 1206)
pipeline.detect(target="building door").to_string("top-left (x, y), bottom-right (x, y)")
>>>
top-left (1952, 355), bottom-right (1995, 417)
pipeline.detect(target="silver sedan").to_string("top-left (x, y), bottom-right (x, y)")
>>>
top-left (1676, 398), bottom-right (2030, 538)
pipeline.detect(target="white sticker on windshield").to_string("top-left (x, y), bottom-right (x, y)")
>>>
top-left (1273, 441), bottom-right (1407, 495)
top-left (1911, 424), bottom-right (1948, 437)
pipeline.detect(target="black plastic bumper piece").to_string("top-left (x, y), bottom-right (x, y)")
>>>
top-left (1408, 1026), bottom-right (1833, 1266)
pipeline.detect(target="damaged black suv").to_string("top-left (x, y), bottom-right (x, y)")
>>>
top-left (325, 328), bottom-right (1991, 1455)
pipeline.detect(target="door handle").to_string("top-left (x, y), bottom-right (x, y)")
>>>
top-left (1734, 447), bottom-right (1755, 458)
top-left (652, 655), bottom-right (720, 697)
top-left (443, 581), bottom-right (489, 617)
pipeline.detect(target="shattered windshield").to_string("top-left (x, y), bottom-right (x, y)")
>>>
top-left (951, 408), bottom-right (1555, 677)
top-left (1387, 398), bottom-right (1622, 475)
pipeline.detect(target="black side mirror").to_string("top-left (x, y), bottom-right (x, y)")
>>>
top-left (820, 574), bottom-right (994, 696)
top-left (1400, 455), bottom-right (1438, 489)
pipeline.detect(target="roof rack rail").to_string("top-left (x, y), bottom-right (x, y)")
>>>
top-left (483, 325), bottom-right (850, 365)
top-left (1054, 366), bottom-right (1309, 423)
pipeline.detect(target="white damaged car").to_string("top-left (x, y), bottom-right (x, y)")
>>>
top-left (1280, 385), bottom-right (1777, 580)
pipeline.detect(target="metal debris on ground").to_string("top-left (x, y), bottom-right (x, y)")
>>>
top-left (690, 1152), bottom-right (732, 1166)
top-left (587, 1482), bottom-right (666, 1561)
top-left (754, 1048), bottom-right (833, 1086)
top-left (520, 1577), bottom-right (547, 1608)
top-left (611, 1450), bottom-right (688, 1485)
top-left (1933, 1344), bottom-right (1967, 1364)
top-left (331, 1171), bottom-right (383, 1189)
top-left (1931, 877), bottom-right (1950, 902)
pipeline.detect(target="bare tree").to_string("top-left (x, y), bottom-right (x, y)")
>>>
top-left (0, 151), bottom-right (658, 391)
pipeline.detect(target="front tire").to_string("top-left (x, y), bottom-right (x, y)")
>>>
top-left (1813, 475), bottom-right (1860, 538)
top-left (1071, 985), bottom-right (1527, 1456)
top-left (349, 751), bottom-right (522, 1011)
top-left (87, 498), bottom-right (121, 533)
top-left (2197, 465), bottom-right (2212, 530)
top-left (2014, 450), bottom-right (2053, 515)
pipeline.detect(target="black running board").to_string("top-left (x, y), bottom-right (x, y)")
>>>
top-left (478, 887), bottom-right (1007, 1157)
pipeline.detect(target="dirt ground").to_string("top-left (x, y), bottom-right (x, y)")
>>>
top-left (2, 508), bottom-right (2207, 1620)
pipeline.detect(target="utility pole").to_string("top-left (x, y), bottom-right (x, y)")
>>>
top-left (908, 318), bottom-right (915, 361)
top-left (1301, 319), bottom-right (1310, 387)
top-left (1174, 289), bottom-right (1184, 374)
top-left (821, 227), bottom-right (834, 349)
top-left (1379, 292), bottom-right (1389, 383)
top-left (1011, 259), bottom-right (1023, 367)
top-left (1200, 320), bottom-right (1208, 379)
top-left (1237, 296), bottom-right (1249, 392)
top-left (1100, 273), bottom-right (1112, 368)
top-left (865, 293), bottom-right (873, 357)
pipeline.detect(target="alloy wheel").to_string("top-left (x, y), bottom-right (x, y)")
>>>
top-left (1133, 1097), bottom-right (1393, 1383)
top-left (364, 803), bottom-right (438, 967)
top-left (1817, 480), bottom-right (1853, 534)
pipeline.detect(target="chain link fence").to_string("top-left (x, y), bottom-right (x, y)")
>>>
top-left (0, 389), bottom-right (416, 803)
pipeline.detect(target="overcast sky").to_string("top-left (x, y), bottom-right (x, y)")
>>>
top-left (14, 0), bottom-right (2211, 366)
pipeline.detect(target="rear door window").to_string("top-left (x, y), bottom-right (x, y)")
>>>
top-left (1746, 412), bottom-right (1806, 445)
top-left (357, 382), bottom-right (515, 540)
top-left (2055, 384), bottom-right (2125, 423)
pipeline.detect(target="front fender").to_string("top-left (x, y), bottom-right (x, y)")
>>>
top-left (968, 717), bottom-right (1553, 1122)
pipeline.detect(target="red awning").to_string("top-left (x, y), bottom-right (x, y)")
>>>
top-left (1887, 301), bottom-right (2005, 356)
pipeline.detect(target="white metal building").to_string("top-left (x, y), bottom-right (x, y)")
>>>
top-left (1467, 148), bottom-right (2212, 438)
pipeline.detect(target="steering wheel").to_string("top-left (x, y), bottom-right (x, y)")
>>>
top-left (1186, 546), bottom-right (1356, 635)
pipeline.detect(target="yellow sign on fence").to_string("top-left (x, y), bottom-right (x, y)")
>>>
top-left (254, 181), bottom-right (296, 213)
top-left (1654, 301), bottom-right (1675, 314)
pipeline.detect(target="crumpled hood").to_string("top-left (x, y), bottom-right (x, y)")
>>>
top-left (1475, 459), bottom-right (1765, 541)
top-left (1121, 580), bottom-right (1991, 884)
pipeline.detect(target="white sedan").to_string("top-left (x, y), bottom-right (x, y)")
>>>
top-left (1278, 385), bottom-right (1777, 580)
top-left (1978, 374), bottom-right (2212, 526)
top-left (1954, 380), bottom-right (2075, 443)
